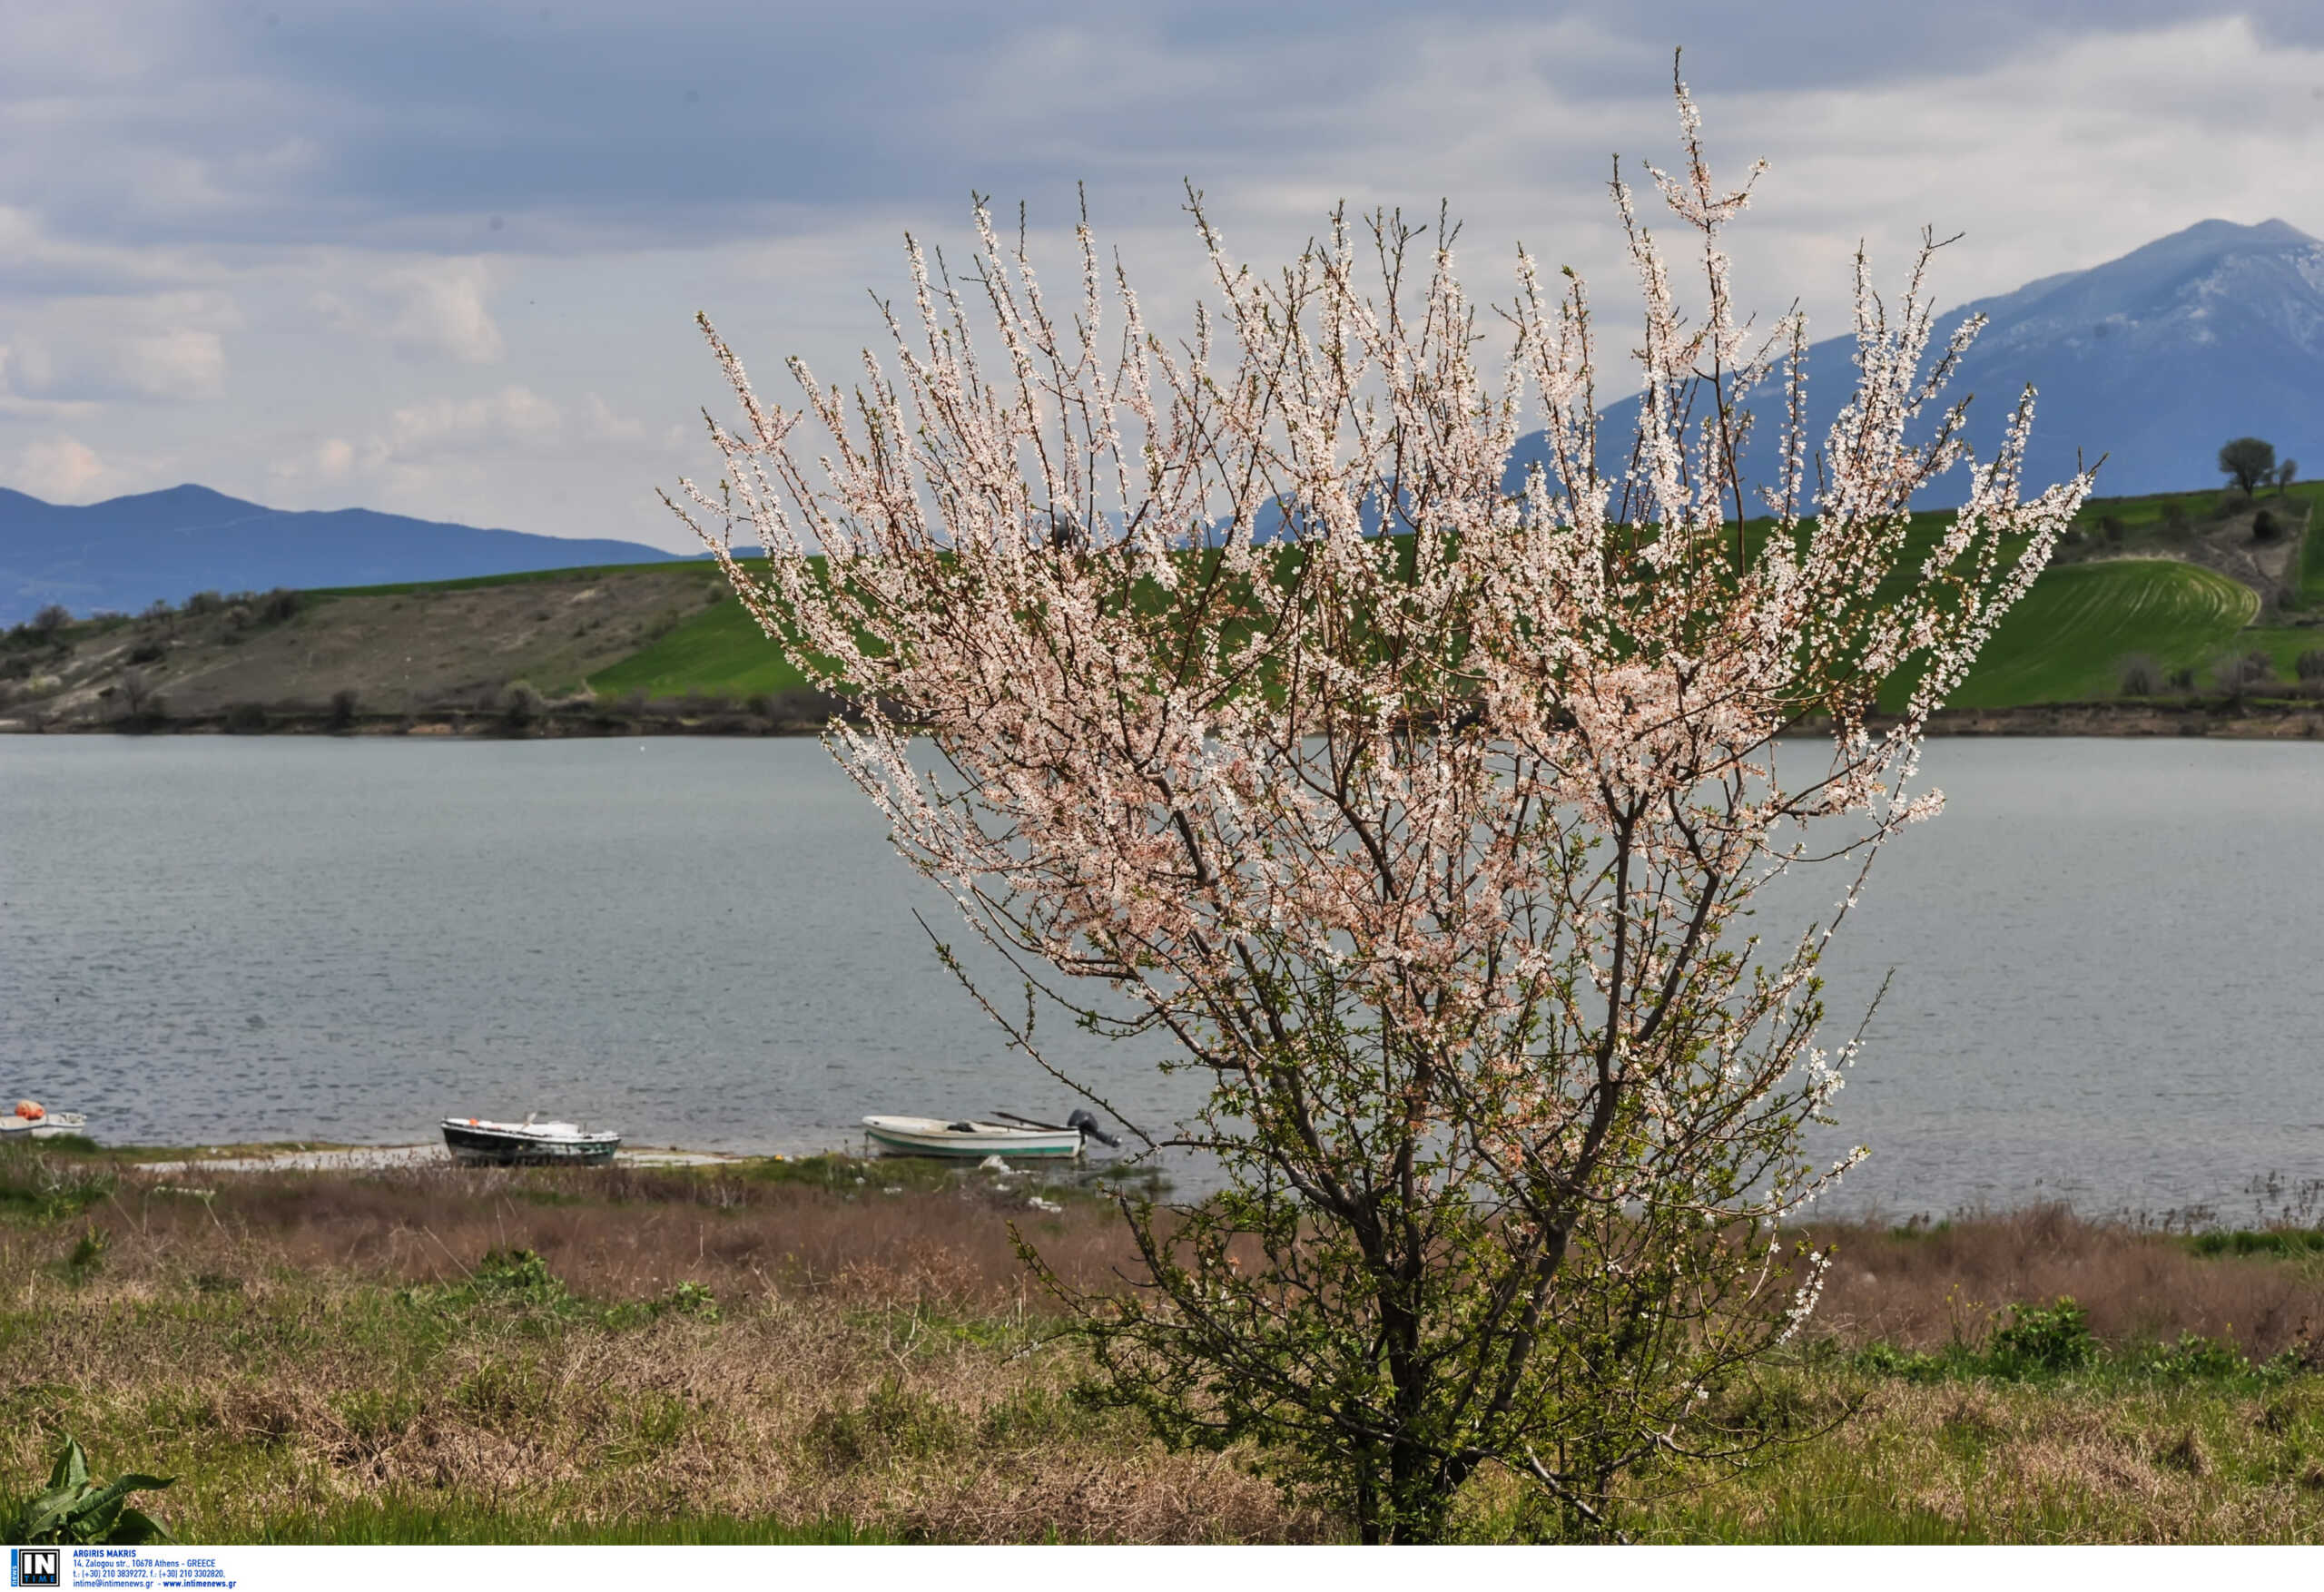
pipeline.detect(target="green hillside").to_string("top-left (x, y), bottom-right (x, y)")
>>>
top-left (586, 588), bottom-right (812, 702)
top-left (594, 502), bottom-right (2299, 712)
top-left (1944, 560), bottom-right (2256, 709)
top-left (603, 519), bottom-right (2290, 715)
top-left (15, 483), bottom-right (2314, 731)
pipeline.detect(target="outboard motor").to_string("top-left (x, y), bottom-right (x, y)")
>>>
top-left (1067, 1108), bottom-right (1121, 1149)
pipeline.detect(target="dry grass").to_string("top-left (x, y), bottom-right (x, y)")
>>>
top-left (0, 1158), bottom-right (1307, 1543)
top-left (1799, 1204), bottom-right (2324, 1360)
top-left (10, 1155), bottom-right (2324, 1542)
top-left (113, 1160), bottom-right (1148, 1312)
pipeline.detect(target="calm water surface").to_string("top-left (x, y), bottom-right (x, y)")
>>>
top-left (3, 735), bottom-right (2319, 1218)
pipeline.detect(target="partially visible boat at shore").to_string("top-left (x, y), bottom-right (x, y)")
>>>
top-left (442, 1115), bottom-right (620, 1166)
top-left (0, 1100), bottom-right (87, 1139)
top-left (861, 1113), bottom-right (1098, 1159)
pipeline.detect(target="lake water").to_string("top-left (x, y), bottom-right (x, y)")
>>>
top-left (3, 735), bottom-right (2319, 1222)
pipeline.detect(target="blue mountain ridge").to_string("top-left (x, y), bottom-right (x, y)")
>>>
top-left (0, 485), bottom-right (681, 625)
top-left (1507, 216), bottom-right (2324, 509)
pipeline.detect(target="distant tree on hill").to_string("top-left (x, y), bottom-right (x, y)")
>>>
top-left (2220, 437), bottom-right (2277, 496)
top-left (502, 681), bottom-right (545, 731)
top-left (117, 669), bottom-right (159, 718)
top-left (2279, 458), bottom-right (2299, 490)
top-left (30, 604), bottom-right (70, 640)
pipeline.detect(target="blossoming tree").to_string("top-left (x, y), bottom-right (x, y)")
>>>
top-left (670, 80), bottom-right (2092, 1540)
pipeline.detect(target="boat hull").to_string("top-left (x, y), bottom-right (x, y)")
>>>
top-left (0, 1112), bottom-right (85, 1139)
top-left (442, 1120), bottom-right (620, 1167)
top-left (861, 1115), bottom-right (1081, 1159)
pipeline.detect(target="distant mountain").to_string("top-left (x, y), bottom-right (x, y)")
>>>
top-left (0, 485), bottom-right (681, 625)
top-left (1513, 217), bottom-right (2324, 506)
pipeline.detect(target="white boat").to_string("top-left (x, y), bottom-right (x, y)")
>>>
top-left (862, 1115), bottom-right (1084, 1159)
top-left (442, 1115), bottom-right (620, 1166)
top-left (0, 1102), bottom-right (86, 1140)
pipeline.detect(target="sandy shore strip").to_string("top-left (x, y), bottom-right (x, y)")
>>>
top-left (125, 1142), bottom-right (753, 1174)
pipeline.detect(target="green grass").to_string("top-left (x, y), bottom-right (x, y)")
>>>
top-left (2208, 625), bottom-right (2324, 689)
top-left (586, 585), bottom-right (812, 702)
top-left (2297, 491), bottom-right (2324, 608)
top-left (1940, 559), bottom-right (2256, 709)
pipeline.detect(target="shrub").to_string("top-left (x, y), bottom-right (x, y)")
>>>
top-left (328, 687), bottom-right (360, 731)
top-left (503, 681), bottom-right (546, 730)
top-left (2253, 508), bottom-right (2283, 543)
top-left (2139, 1333), bottom-right (2250, 1381)
top-left (2217, 651), bottom-right (2274, 692)
top-left (0, 1146), bottom-right (113, 1221)
top-left (183, 591), bottom-right (225, 616)
top-left (2167, 664), bottom-right (2198, 692)
top-left (1985, 1297), bottom-right (2097, 1377)
top-left (2098, 515), bottom-right (2126, 545)
top-left (30, 604), bottom-right (70, 639)
top-left (2296, 651), bottom-right (2324, 683)
top-left (66, 1223), bottom-right (108, 1278)
top-left (254, 587), bottom-right (301, 624)
top-left (475, 1246), bottom-right (558, 1296)
top-left (658, 1280), bottom-right (720, 1322)
top-left (2118, 654), bottom-right (2161, 696)
top-left (222, 703), bottom-right (269, 733)
top-left (126, 638), bottom-right (165, 665)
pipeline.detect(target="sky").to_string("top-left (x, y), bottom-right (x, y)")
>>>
top-left (5, 1), bottom-right (2321, 552)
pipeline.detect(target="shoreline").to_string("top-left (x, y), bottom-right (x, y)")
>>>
top-left (114, 1141), bottom-right (756, 1175)
top-left (10, 697), bottom-right (2324, 740)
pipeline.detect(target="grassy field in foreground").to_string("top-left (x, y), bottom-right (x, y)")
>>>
top-left (10, 1142), bottom-right (2324, 1543)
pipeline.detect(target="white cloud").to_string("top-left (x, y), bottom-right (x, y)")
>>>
top-left (316, 258), bottom-right (505, 364)
top-left (581, 392), bottom-right (645, 443)
top-left (378, 384), bottom-right (560, 463)
top-left (17, 434), bottom-right (104, 500)
top-left (120, 328), bottom-right (225, 398)
top-left (383, 260), bottom-right (504, 364)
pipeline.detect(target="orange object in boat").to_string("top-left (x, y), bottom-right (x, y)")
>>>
top-left (13, 1101), bottom-right (41, 1121)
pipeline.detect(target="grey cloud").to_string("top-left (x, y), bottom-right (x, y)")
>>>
top-left (8, 0), bottom-right (2316, 253)
top-left (0, 1), bottom-right (2317, 545)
